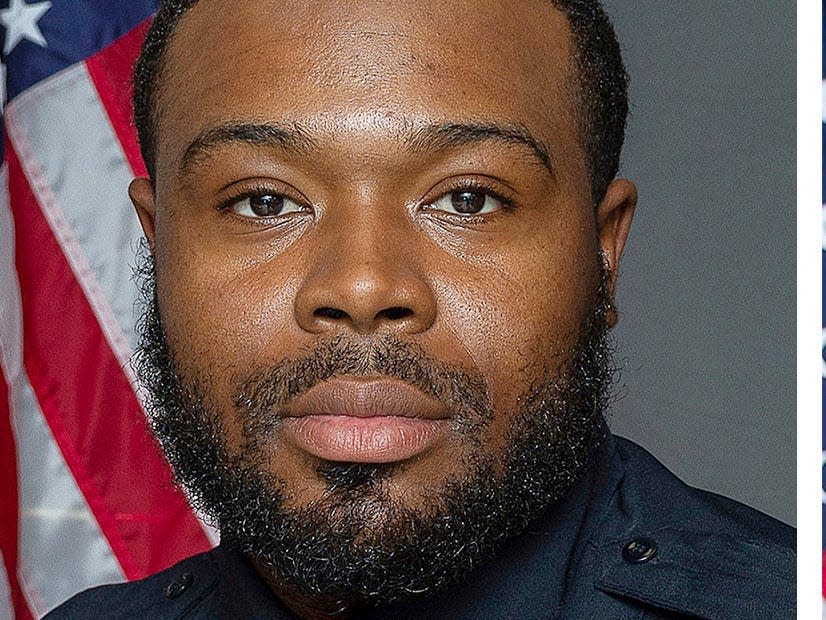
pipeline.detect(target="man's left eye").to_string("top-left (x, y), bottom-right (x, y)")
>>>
top-left (428, 190), bottom-right (504, 215)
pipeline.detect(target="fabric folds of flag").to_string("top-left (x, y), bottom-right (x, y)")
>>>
top-left (0, 3), bottom-right (217, 617)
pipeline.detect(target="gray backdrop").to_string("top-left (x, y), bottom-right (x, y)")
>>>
top-left (602, 2), bottom-right (795, 525)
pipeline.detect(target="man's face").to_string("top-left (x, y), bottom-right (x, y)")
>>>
top-left (130, 0), bottom-right (635, 606)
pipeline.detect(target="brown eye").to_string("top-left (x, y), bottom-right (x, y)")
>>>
top-left (229, 193), bottom-right (304, 218)
top-left (429, 189), bottom-right (504, 216)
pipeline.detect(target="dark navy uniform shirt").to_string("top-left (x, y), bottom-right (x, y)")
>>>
top-left (46, 435), bottom-right (795, 619)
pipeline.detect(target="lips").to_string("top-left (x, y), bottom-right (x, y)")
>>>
top-left (280, 377), bottom-right (450, 463)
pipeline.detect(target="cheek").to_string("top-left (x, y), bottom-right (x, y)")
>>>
top-left (432, 220), bottom-right (600, 418)
top-left (153, 219), bottom-right (303, 394)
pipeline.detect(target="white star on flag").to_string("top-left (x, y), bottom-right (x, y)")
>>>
top-left (0, 0), bottom-right (51, 56)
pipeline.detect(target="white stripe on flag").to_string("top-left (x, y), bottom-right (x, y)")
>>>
top-left (0, 165), bottom-right (126, 617)
top-left (5, 61), bottom-right (145, 363)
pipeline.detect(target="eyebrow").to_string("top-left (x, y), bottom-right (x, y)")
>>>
top-left (407, 122), bottom-right (554, 178)
top-left (178, 119), bottom-right (554, 179)
top-left (179, 121), bottom-right (317, 177)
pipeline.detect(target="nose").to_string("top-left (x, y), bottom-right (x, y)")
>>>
top-left (294, 210), bottom-right (437, 336)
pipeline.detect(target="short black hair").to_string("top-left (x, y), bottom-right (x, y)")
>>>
top-left (133, 0), bottom-right (627, 203)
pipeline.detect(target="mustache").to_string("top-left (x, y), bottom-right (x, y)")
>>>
top-left (232, 335), bottom-right (494, 447)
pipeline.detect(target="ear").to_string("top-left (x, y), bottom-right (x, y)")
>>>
top-left (129, 177), bottom-right (157, 250)
top-left (596, 178), bottom-right (637, 327)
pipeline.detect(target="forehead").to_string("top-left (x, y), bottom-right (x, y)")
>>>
top-left (157, 0), bottom-right (580, 178)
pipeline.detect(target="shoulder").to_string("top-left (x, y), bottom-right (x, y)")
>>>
top-left (43, 549), bottom-right (220, 620)
top-left (610, 437), bottom-right (794, 546)
top-left (583, 436), bottom-right (795, 619)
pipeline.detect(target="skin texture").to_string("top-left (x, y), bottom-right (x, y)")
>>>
top-left (129, 0), bottom-right (636, 616)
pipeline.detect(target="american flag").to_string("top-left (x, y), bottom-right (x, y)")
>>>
top-left (0, 2), bottom-right (217, 617)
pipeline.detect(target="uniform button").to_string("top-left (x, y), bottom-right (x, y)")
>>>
top-left (165, 572), bottom-right (194, 599)
top-left (622, 538), bottom-right (657, 564)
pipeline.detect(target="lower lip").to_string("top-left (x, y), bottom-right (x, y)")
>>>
top-left (282, 415), bottom-right (447, 463)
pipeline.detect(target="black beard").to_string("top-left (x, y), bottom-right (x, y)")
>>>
top-left (133, 251), bottom-right (615, 608)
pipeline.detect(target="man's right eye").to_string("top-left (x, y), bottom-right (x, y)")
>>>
top-left (227, 193), bottom-right (305, 218)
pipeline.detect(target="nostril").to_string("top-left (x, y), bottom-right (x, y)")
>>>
top-left (314, 307), bottom-right (348, 320)
top-left (377, 306), bottom-right (414, 321)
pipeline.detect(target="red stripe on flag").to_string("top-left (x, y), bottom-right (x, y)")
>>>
top-left (85, 18), bottom-right (151, 178)
top-left (7, 144), bottom-right (211, 580)
top-left (0, 362), bottom-right (34, 619)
